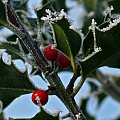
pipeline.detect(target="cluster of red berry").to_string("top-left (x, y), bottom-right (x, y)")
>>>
top-left (43, 45), bottom-right (71, 69)
top-left (32, 45), bottom-right (71, 106)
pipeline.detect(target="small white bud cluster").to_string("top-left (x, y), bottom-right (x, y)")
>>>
top-left (41, 9), bottom-right (67, 22)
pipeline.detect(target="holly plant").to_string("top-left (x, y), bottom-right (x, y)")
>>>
top-left (1, 0), bottom-right (120, 120)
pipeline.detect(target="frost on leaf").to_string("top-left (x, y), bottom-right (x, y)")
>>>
top-left (81, 19), bottom-right (102, 62)
top-left (41, 9), bottom-right (67, 22)
top-left (98, 16), bottom-right (120, 32)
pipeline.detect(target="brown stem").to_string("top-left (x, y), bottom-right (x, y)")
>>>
top-left (66, 64), bottom-right (81, 94)
top-left (66, 73), bottom-right (78, 94)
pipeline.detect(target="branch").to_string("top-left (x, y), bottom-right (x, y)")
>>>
top-left (96, 70), bottom-right (120, 102)
top-left (2, 1), bottom-right (86, 120)
top-left (66, 65), bottom-right (81, 94)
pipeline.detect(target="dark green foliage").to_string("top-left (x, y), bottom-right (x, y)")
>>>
top-left (0, 59), bottom-right (36, 108)
top-left (13, 107), bottom-right (60, 120)
top-left (80, 21), bottom-right (120, 78)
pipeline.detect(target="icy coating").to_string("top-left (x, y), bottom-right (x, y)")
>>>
top-left (41, 9), bottom-right (67, 22)
top-left (41, 7), bottom-right (120, 62)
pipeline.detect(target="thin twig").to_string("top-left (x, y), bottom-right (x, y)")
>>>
top-left (66, 64), bottom-right (81, 94)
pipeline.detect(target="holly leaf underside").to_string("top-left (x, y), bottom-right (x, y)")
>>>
top-left (13, 107), bottom-right (59, 120)
top-left (80, 22), bottom-right (120, 79)
top-left (0, 59), bottom-right (35, 109)
top-left (52, 18), bottom-right (81, 71)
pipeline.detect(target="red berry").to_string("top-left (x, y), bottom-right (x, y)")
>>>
top-left (32, 90), bottom-right (48, 106)
top-left (57, 54), bottom-right (71, 69)
top-left (43, 45), bottom-right (59, 61)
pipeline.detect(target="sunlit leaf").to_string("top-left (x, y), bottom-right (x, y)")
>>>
top-left (52, 18), bottom-right (81, 72)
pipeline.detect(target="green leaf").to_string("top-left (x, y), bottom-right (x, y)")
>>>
top-left (52, 18), bottom-right (81, 72)
top-left (37, 0), bottom-right (55, 22)
top-left (82, 0), bottom-right (105, 34)
top-left (11, 0), bottom-right (28, 11)
top-left (53, 0), bottom-right (67, 12)
top-left (6, 34), bottom-right (29, 54)
top-left (80, 98), bottom-right (95, 120)
top-left (88, 81), bottom-right (99, 92)
top-left (27, 18), bottom-right (38, 32)
top-left (0, 43), bottom-right (23, 59)
top-left (0, 59), bottom-right (36, 109)
top-left (0, 113), bottom-right (5, 120)
top-left (108, 0), bottom-right (120, 14)
top-left (97, 93), bottom-right (106, 106)
top-left (32, 107), bottom-right (59, 120)
top-left (80, 21), bottom-right (120, 79)
top-left (0, 0), bottom-right (8, 26)
top-left (13, 107), bottom-right (60, 120)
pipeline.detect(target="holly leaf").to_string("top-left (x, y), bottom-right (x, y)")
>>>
top-left (51, 18), bottom-right (81, 72)
top-left (80, 98), bottom-right (95, 120)
top-left (53, 0), bottom-right (67, 12)
top-left (108, 0), bottom-right (120, 14)
top-left (11, 0), bottom-right (28, 11)
top-left (27, 18), bottom-right (38, 32)
top-left (0, 42), bottom-right (23, 59)
top-left (0, 59), bottom-right (36, 109)
top-left (37, 0), bottom-right (55, 22)
top-left (12, 107), bottom-right (60, 120)
top-left (80, 21), bottom-right (120, 79)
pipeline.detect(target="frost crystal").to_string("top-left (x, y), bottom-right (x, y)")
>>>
top-left (98, 16), bottom-right (120, 32)
top-left (105, 6), bottom-right (114, 16)
top-left (80, 47), bottom-right (102, 62)
top-left (80, 19), bottom-right (102, 62)
top-left (41, 9), bottom-right (67, 22)
top-left (75, 113), bottom-right (81, 120)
